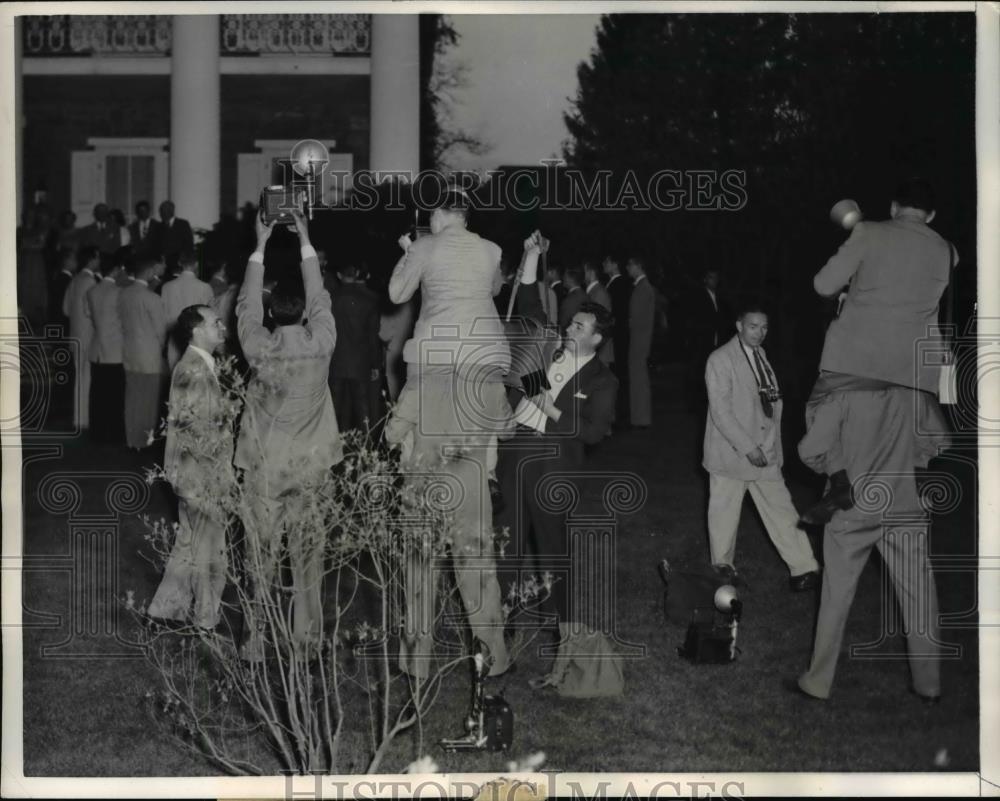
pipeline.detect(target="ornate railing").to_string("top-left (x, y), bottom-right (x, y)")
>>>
top-left (219, 14), bottom-right (370, 55)
top-left (22, 15), bottom-right (372, 57)
top-left (23, 16), bottom-right (172, 56)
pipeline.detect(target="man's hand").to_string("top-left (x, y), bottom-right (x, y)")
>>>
top-left (290, 201), bottom-right (310, 243)
top-left (524, 231), bottom-right (542, 254)
top-left (531, 392), bottom-right (561, 422)
top-left (255, 213), bottom-right (274, 247)
top-left (398, 234), bottom-right (413, 253)
top-left (370, 368), bottom-right (380, 382)
top-left (746, 446), bottom-right (768, 467)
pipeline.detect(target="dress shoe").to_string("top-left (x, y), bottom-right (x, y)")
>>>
top-left (800, 469), bottom-right (854, 526)
top-left (789, 570), bottom-right (821, 592)
top-left (781, 677), bottom-right (825, 701)
top-left (712, 563), bottom-right (741, 585)
top-left (910, 688), bottom-right (941, 707)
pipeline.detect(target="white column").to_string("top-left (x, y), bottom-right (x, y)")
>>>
top-left (170, 15), bottom-right (220, 229)
top-left (14, 16), bottom-right (23, 221)
top-left (369, 15), bottom-right (420, 176)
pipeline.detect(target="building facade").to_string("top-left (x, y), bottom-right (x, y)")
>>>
top-left (17, 14), bottom-right (420, 229)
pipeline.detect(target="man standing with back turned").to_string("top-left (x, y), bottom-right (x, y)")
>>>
top-left (794, 178), bottom-right (953, 703)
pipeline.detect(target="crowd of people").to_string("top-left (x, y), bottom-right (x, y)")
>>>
top-left (17, 175), bottom-right (956, 703)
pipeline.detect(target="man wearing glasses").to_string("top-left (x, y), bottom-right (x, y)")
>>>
top-left (703, 301), bottom-right (820, 591)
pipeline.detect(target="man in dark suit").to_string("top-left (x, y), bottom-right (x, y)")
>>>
top-left (80, 203), bottom-right (123, 257)
top-left (128, 201), bottom-right (163, 257)
top-left (558, 266), bottom-right (587, 334)
top-left (584, 262), bottom-right (613, 365)
top-left (626, 256), bottom-right (656, 427)
top-left (49, 249), bottom-right (77, 334)
top-left (603, 255), bottom-right (631, 414)
top-left (157, 201), bottom-right (195, 272)
top-left (684, 268), bottom-right (733, 408)
top-left (329, 262), bottom-right (382, 433)
top-left (496, 248), bottom-right (618, 668)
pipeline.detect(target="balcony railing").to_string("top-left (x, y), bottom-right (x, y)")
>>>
top-left (22, 15), bottom-right (372, 57)
top-left (219, 14), bottom-right (370, 56)
top-left (23, 15), bottom-right (172, 56)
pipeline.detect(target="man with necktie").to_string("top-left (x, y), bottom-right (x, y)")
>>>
top-left (80, 203), bottom-right (123, 256)
top-left (703, 301), bottom-right (820, 590)
top-left (128, 201), bottom-right (163, 258)
top-left (148, 304), bottom-right (233, 629)
top-left (625, 256), bottom-right (655, 428)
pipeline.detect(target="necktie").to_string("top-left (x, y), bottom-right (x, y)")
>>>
top-left (753, 348), bottom-right (774, 390)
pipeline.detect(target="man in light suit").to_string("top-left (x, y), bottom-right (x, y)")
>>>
top-left (63, 245), bottom-right (101, 431)
top-left (235, 207), bottom-right (342, 655)
top-left (793, 178), bottom-right (952, 704)
top-left (584, 262), bottom-right (613, 365)
top-left (119, 256), bottom-right (168, 450)
top-left (626, 256), bottom-right (655, 428)
top-left (128, 200), bottom-right (163, 258)
top-left (148, 304), bottom-right (233, 629)
top-left (703, 302), bottom-right (819, 589)
top-left (162, 251), bottom-right (214, 370)
top-left (386, 189), bottom-right (513, 679)
top-left (84, 256), bottom-right (126, 444)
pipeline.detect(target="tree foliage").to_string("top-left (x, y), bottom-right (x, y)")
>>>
top-left (561, 12), bottom-right (975, 303)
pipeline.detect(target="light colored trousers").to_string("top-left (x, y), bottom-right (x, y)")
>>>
top-left (707, 473), bottom-right (819, 577)
top-left (798, 517), bottom-right (941, 699)
top-left (148, 499), bottom-right (227, 628)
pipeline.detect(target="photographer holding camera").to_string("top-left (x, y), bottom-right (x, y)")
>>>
top-left (702, 302), bottom-right (820, 591)
top-left (234, 197), bottom-right (342, 658)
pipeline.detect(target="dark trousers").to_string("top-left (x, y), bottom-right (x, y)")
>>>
top-left (496, 440), bottom-right (571, 624)
top-left (89, 362), bottom-right (126, 444)
top-left (330, 376), bottom-right (373, 434)
top-left (611, 334), bottom-right (630, 423)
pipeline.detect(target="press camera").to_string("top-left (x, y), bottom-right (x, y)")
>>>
top-left (259, 185), bottom-right (306, 227)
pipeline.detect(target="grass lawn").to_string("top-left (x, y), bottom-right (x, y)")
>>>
top-left (18, 367), bottom-right (979, 776)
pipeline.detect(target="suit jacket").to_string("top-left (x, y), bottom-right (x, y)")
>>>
top-left (80, 221), bottom-right (122, 255)
top-left (558, 286), bottom-right (587, 332)
top-left (815, 216), bottom-right (953, 392)
top-left (684, 286), bottom-right (733, 356)
top-left (606, 273), bottom-right (631, 356)
top-left (50, 269), bottom-right (75, 330)
top-left (164, 346), bottom-right (234, 510)
top-left (85, 278), bottom-right (124, 364)
top-left (128, 218), bottom-right (164, 256)
top-left (157, 217), bottom-right (195, 258)
top-left (703, 335), bottom-right (784, 481)
top-left (389, 226), bottom-right (508, 372)
top-left (628, 276), bottom-right (656, 354)
top-left (331, 282), bottom-right (382, 380)
top-left (119, 281), bottom-right (168, 374)
top-left (586, 280), bottom-right (614, 364)
top-left (510, 282), bottom-right (618, 469)
top-left (162, 270), bottom-right (214, 328)
top-left (63, 268), bottom-right (99, 353)
top-left (235, 248), bottom-right (342, 495)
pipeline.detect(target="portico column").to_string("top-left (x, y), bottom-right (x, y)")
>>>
top-left (369, 15), bottom-right (420, 176)
top-left (170, 15), bottom-right (220, 229)
top-left (15, 16), bottom-right (23, 222)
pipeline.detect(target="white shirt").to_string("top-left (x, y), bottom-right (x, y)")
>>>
top-left (134, 278), bottom-right (149, 288)
top-left (586, 280), bottom-right (600, 294)
top-left (607, 274), bottom-right (620, 288)
top-left (188, 344), bottom-right (216, 375)
top-left (740, 341), bottom-right (776, 389)
top-left (513, 347), bottom-right (597, 433)
top-left (634, 274), bottom-right (647, 287)
top-left (705, 287), bottom-right (718, 311)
